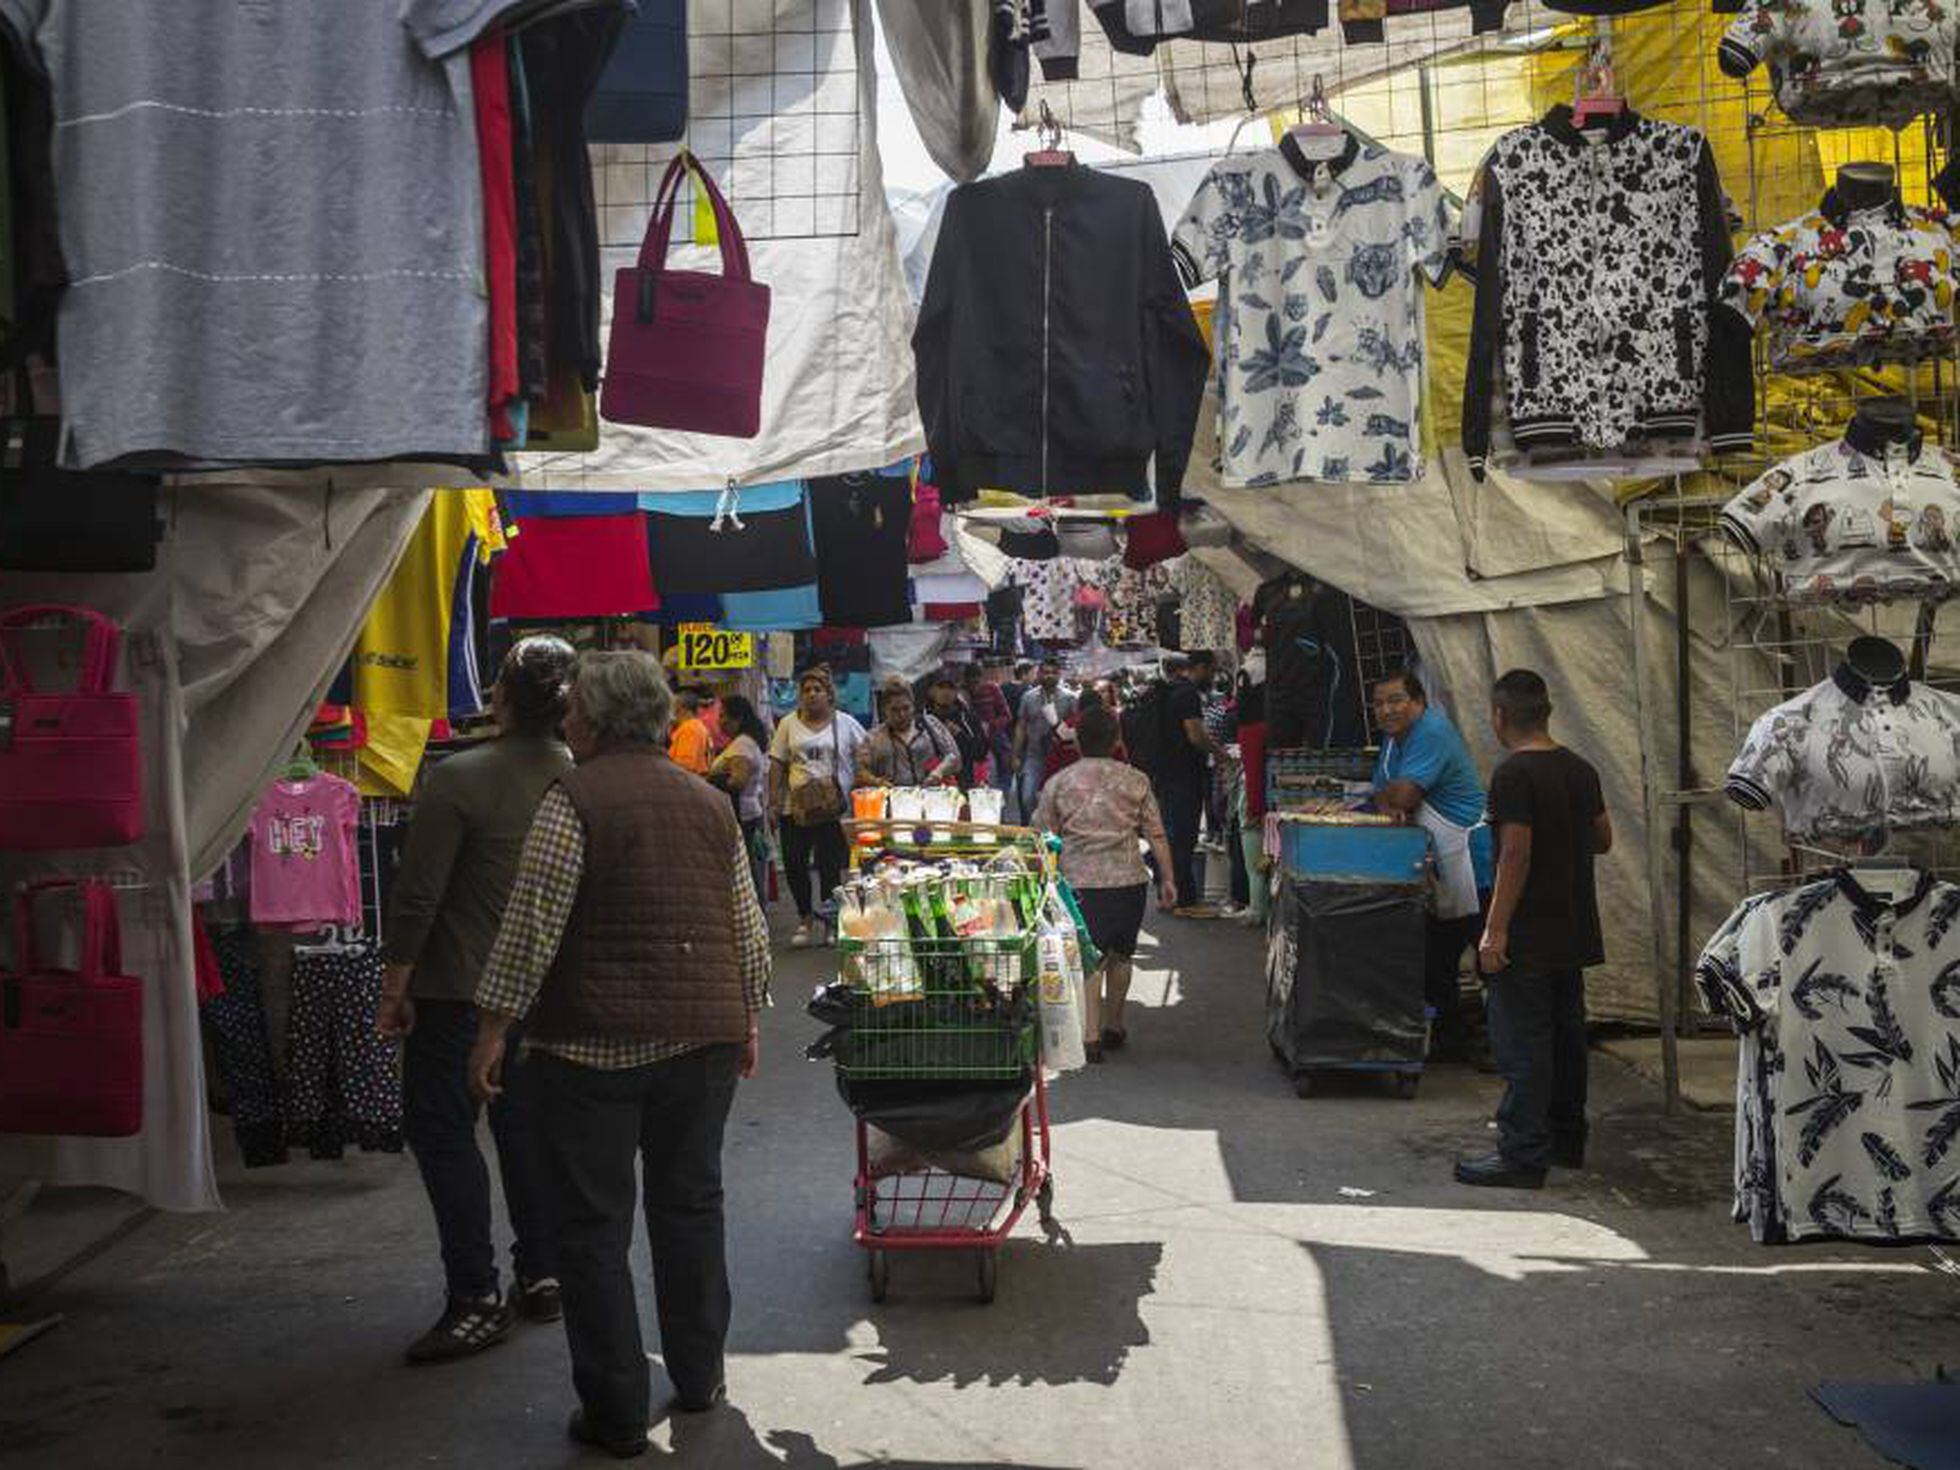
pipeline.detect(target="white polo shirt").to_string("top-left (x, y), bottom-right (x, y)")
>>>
top-left (1726, 665), bottom-right (1960, 845)
top-left (1721, 431), bottom-right (1960, 604)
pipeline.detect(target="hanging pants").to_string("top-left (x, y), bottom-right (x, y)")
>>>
top-left (288, 942), bottom-right (403, 1158)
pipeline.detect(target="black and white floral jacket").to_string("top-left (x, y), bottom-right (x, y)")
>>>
top-left (1459, 106), bottom-right (1754, 480)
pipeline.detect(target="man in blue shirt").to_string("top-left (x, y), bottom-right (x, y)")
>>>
top-left (1371, 669), bottom-right (1487, 1062)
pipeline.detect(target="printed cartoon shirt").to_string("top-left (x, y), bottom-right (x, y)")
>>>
top-left (1719, 0), bottom-right (1957, 129)
top-left (1721, 193), bottom-right (1959, 372)
top-left (1721, 431), bottom-right (1960, 603)
top-left (248, 774), bottom-right (362, 927)
top-left (1725, 666), bottom-right (1960, 845)
top-left (1172, 137), bottom-right (1453, 488)
top-left (1696, 869), bottom-right (1960, 1244)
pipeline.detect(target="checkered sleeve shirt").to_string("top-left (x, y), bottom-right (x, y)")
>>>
top-left (474, 785), bottom-right (772, 1069)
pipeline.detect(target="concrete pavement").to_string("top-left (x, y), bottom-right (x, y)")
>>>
top-left (0, 911), bottom-right (1952, 1468)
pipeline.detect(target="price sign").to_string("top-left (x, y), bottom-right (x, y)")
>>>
top-left (676, 622), bottom-right (754, 671)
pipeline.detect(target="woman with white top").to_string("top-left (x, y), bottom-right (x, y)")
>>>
top-left (767, 666), bottom-right (867, 947)
top-left (708, 694), bottom-right (771, 900)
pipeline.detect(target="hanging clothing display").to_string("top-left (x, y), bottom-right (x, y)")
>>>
top-left (645, 483), bottom-right (817, 597)
top-left (1725, 663), bottom-right (1960, 846)
top-left (1697, 869), bottom-right (1960, 1244)
top-left (1718, 0), bottom-right (1957, 129)
top-left (1460, 106), bottom-right (1752, 480)
top-left (809, 472), bottom-right (914, 628)
top-left (1009, 556), bottom-right (1099, 643)
top-left (1173, 136), bottom-right (1454, 487)
top-left (1720, 418), bottom-right (1960, 605)
top-left (720, 583), bottom-right (823, 632)
top-left (1255, 572), bottom-right (1365, 749)
top-left (0, 0), bottom-right (548, 468)
top-left (1099, 557), bottom-right (1172, 647)
top-left (202, 928), bottom-right (291, 1168)
top-left (354, 490), bottom-right (505, 719)
top-left (1720, 188), bottom-right (1960, 376)
top-left (913, 163), bottom-right (1210, 505)
top-left (489, 508), bottom-right (657, 620)
top-left (247, 774), bottom-right (362, 929)
top-left (1168, 556), bottom-right (1239, 656)
top-left (286, 940), bottom-right (404, 1159)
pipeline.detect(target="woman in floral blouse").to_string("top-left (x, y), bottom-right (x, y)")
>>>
top-left (1032, 706), bottom-right (1178, 1062)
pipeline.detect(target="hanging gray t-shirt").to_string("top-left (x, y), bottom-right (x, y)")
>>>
top-left (0, 0), bottom-right (512, 468)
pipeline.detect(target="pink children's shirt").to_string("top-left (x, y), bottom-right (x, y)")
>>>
top-left (248, 775), bottom-right (361, 928)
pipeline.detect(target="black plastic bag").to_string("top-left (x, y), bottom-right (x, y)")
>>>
top-left (836, 1075), bottom-right (1031, 1154)
top-left (1266, 878), bottom-right (1428, 1069)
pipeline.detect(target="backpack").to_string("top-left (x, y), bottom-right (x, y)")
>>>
top-left (1122, 681), bottom-right (1173, 779)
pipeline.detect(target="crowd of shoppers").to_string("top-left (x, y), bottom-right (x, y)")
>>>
top-left (369, 633), bottom-right (1607, 1456)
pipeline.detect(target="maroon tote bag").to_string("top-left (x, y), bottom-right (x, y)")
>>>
top-left (600, 150), bottom-right (771, 439)
top-left (0, 878), bottom-right (144, 1138)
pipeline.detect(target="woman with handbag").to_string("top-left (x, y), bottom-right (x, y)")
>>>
top-left (766, 667), bottom-right (866, 949)
top-left (858, 676), bottom-right (961, 789)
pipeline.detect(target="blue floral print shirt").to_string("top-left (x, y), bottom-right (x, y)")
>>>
top-left (1172, 139), bottom-right (1454, 489)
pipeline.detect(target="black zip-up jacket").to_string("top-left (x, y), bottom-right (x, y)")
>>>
top-left (913, 166), bottom-right (1210, 506)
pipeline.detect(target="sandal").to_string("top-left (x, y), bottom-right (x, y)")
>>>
top-left (1083, 1041), bottom-right (1105, 1064)
top-left (1101, 1027), bottom-right (1128, 1050)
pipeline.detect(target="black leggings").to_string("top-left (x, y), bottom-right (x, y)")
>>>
top-left (780, 818), bottom-right (847, 919)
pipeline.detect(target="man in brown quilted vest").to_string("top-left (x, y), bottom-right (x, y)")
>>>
top-left (467, 651), bottom-right (771, 1460)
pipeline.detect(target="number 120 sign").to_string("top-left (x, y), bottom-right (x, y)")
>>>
top-left (676, 623), bottom-right (754, 671)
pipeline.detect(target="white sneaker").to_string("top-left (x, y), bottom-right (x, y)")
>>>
top-left (789, 922), bottom-right (813, 949)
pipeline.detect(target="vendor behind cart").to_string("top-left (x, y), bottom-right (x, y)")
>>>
top-left (1368, 669), bottom-right (1487, 1063)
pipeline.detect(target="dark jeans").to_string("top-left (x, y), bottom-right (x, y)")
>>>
top-left (780, 817), bottom-right (846, 919)
top-left (402, 998), bottom-right (558, 1300)
top-left (1226, 811), bottom-right (1250, 907)
top-left (1484, 966), bottom-right (1589, 1170)
top-left (535, 1045), bottom-right (741, 1435)
top-left (1157, 777), bottom-right (1204, 908)
top-left (739, 817), bottom-right (767, 904)
top-left (1424, 914), bottom-right (1481, 1060)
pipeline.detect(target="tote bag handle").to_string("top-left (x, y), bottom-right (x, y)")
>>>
top-left (638, 149), bottom-right (753, 285)
top-left (0, 604), bottom-right (121, 697)
top-left (12, 878), bottom-right (123, 982)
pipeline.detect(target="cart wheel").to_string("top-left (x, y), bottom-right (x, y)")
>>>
top-left (976, 1250), bottom-right (998, 1304)
top-left (1393, 1072), bottom-right (1421, 1100)
top-left (1292, 1071), bottom-right (1317, 1099)
top-left (868, 1249), bottom-right (889, 1303)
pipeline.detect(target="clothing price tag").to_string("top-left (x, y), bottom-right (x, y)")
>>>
top-left (675, 622), bottom-right (754, 671)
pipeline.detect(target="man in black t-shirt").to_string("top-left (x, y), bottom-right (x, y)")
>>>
top-left (1455, 669), bottom-right (1612, 1191)
top-left (1158, 651), bottom-right (1226, 915)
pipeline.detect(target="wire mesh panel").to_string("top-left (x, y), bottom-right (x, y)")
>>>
top-left (595, 0), bottom-right (862, 247)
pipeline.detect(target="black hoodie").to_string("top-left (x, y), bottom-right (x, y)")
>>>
top-left (912, 165), bottom-right (1211, 507)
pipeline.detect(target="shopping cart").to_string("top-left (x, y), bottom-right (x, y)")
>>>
top-left (832, 823), bottom-right (1059, 1303)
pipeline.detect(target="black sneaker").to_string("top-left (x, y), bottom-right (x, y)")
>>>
top-left (404, 1295), bottom-right (515, 1365)
top-left (511, 1276), bottom-right (563, 1324)
top-left (1551, 1137), bottom-right (1587, 1170)
top-left (568, 1408), bottom-right (649, 1459)
top-left (1452, 1152), bottom-right (1547, 1189)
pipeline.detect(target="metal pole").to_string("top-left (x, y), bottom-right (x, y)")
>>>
top-left (1625, 504), bottom-right (1682, 1114)
top-left (1673, 539), bottom-right (1696, 1042)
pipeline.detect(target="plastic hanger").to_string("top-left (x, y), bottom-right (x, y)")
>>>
top-left (1025, 101), bottom-right (1075, 168)
top-left (1571, 35), bottom-right (1625, 127)
top-left (284, 743), bottom-right (320, 782)
top-left (1287, 75), bottom-right (1345, 144)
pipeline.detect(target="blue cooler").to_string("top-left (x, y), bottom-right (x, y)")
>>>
top-left (1278, 820), bottom-right (1429, 886)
